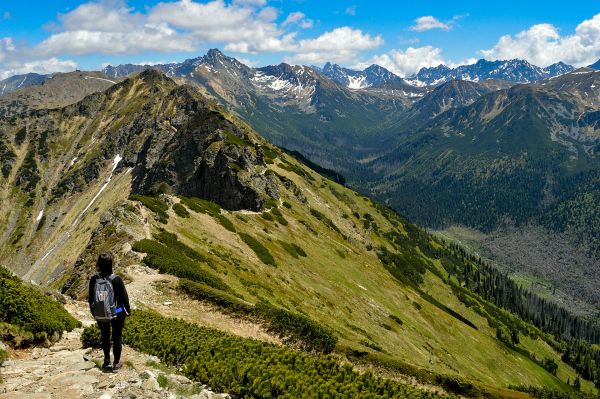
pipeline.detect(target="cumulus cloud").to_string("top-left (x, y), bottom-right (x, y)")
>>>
top-left (36, 23), bottom-right (194, 56)
top-left (410, 16), bottom-right (450, 32)
top-left (236, 57), bottom-right (258, 67)
top-left (0, 37), bottom-right (16, 63)
top-left (0, 57), bottom-right (77, 80)
top-left (149, 0), bottom-right (296, 53)
top-left (288, 27), bottom-right (383, 64)
top-left (361, 46), bottom-right (446, 77)
top-left (31, 0), bottom-right (303, 57)
top-left (481, 13), bottom-right (600, 67)
top-left (282, 12), bottom-right (312, 29)
top-left (410, 14), bottom-right (467, 32)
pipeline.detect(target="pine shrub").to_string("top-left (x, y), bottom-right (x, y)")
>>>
top-left (122, 310), bottom-right (443, 398)
top-left (132, 239), bottom-right (227, 291)
top-left (0, 266), bottom-right (79, 338)
top-left (81, 324), bottom-right (102, 348)
top-left (172, 203), bottom-right (190, 218)
top-left (238, 233), bottom-right (276, 266)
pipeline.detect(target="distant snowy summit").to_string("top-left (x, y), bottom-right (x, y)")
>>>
top-left (406, 59), bottom-right (574, 86)
top-left (322, 62), bottom-right (402, 89)
top-left (319, 58), bottom-right (576, 90)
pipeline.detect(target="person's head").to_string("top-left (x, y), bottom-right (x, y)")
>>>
top-left (96, 252), bottom-right (114, 275)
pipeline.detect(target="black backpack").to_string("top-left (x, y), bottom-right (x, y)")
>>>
top-left (91, 274), bottom-right (117, 321)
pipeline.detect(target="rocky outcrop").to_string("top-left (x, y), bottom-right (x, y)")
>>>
top-left (129, 83), bottom-right (279, 211)
top-left (46, 69), bottom-right (279, 211)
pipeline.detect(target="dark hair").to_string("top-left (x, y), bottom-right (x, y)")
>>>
top-left (96, 252), bottom-right (114, 275)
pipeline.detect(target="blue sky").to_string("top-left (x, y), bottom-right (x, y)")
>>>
top-left (1, 0), bottom-right (599, 79)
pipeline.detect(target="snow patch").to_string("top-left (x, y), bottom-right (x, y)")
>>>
top-left (347, 75), bottom-right (369, 89)
top-left (72, 154), bottom-right (122, 227)
top-left (84, 76), bottom-right (116, 84)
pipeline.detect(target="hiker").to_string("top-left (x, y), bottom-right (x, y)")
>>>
top-left (88, 252), bottom-right (130, 372)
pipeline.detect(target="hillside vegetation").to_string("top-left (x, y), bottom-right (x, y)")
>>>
top-left (1, 70), bottom-right (597, 397)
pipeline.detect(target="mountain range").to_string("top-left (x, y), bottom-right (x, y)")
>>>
top-left (2, 49), bottom-right (600, 317)
top-left (406, 59), bottom-right (575, 86)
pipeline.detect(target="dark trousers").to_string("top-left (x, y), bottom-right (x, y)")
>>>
top-left (97, 314), bottom-right (125, 364)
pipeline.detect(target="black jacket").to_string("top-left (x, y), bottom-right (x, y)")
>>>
top-left (88, 273), bottom-right (131, 316)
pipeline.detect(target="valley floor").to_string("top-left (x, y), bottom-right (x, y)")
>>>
top-left (434, 225), bottom-right (600, 315)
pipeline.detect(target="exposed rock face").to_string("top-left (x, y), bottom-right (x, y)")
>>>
top-left (128, 83), bottom-right (279, 211)
top-left (42, 69), bottom-right (279, 211)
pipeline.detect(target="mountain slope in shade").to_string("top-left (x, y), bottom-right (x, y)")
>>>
top-left (0, 71), bottom-right (118, 117)
top-left (321, 62), bottom-right (424, 96)
top-left (410, 80), bottom-right (495, 118)
top-left (0, 73), bottom-right (51, 96)
top-left (408, 59), bottom-right (574, 86)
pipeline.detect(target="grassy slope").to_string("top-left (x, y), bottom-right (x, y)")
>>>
top-left (139, 148), bottom-right (585, 393)
top-left (0, 71), bottom-right (590, 395)
top-left (0, 77), bottom-right (160, 283)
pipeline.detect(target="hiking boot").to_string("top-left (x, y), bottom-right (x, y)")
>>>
top-left (101, 358), bottom-right (112, 371)
top-left (112, 361), bottom-right (122, 373)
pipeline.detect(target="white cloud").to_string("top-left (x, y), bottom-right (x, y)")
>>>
top-left (0, 37), bottom-right (16, 63)
top-left (481, 13), bottom-right (600, 67)
top-left (36, 23), bottom-right (194, 56)
top-left (32, 0), bottom-right (300, 57)
top-left (345, 6), bottom-right (357, 16)
top-left (282, 12), bottom-right (312, 29)
top-left (0, 57), bottom-right (78, 80)
top-left (288, 27), bottom-right (383, 64)
top-left (148, 0), bottom-right (293, 53)
top-left (236, 57), bottom-right (258, 67)
top-left (232, 0), bottom-right (266, 6)
top-left (362, 46), bottom-right (446, 77)
top-left (410, 16), bottom-right (451, 32)
top-left (58, 1), bottom-right (141, 32)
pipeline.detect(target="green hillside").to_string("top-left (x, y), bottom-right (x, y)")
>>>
top-left (1, 70), bottom-right (598, 398)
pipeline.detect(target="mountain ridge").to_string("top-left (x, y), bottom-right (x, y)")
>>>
top-left (407, 59), bottom-right (574, 86)
top-left (2, 68), bottom-right (600, 396)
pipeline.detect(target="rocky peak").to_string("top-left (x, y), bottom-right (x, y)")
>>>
top-left (321, 62), bottom-right (403, 89)
top-left (205, 48), bottom-right (226, 61)
top-left (543, 61), bottom-right (574, 76)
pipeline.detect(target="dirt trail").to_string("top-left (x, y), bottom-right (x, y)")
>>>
top-left (137, 205), bottom-right (152, 239)
top-left (1, 257), bottom-right (279, 398)
top-left (0, 301), bottom-right (229, 399)
top-left (125, 265), bottom-right (280, 345)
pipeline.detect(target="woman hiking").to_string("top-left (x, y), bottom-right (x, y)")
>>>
top-left (88, 252), bottom-right (130, 372)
